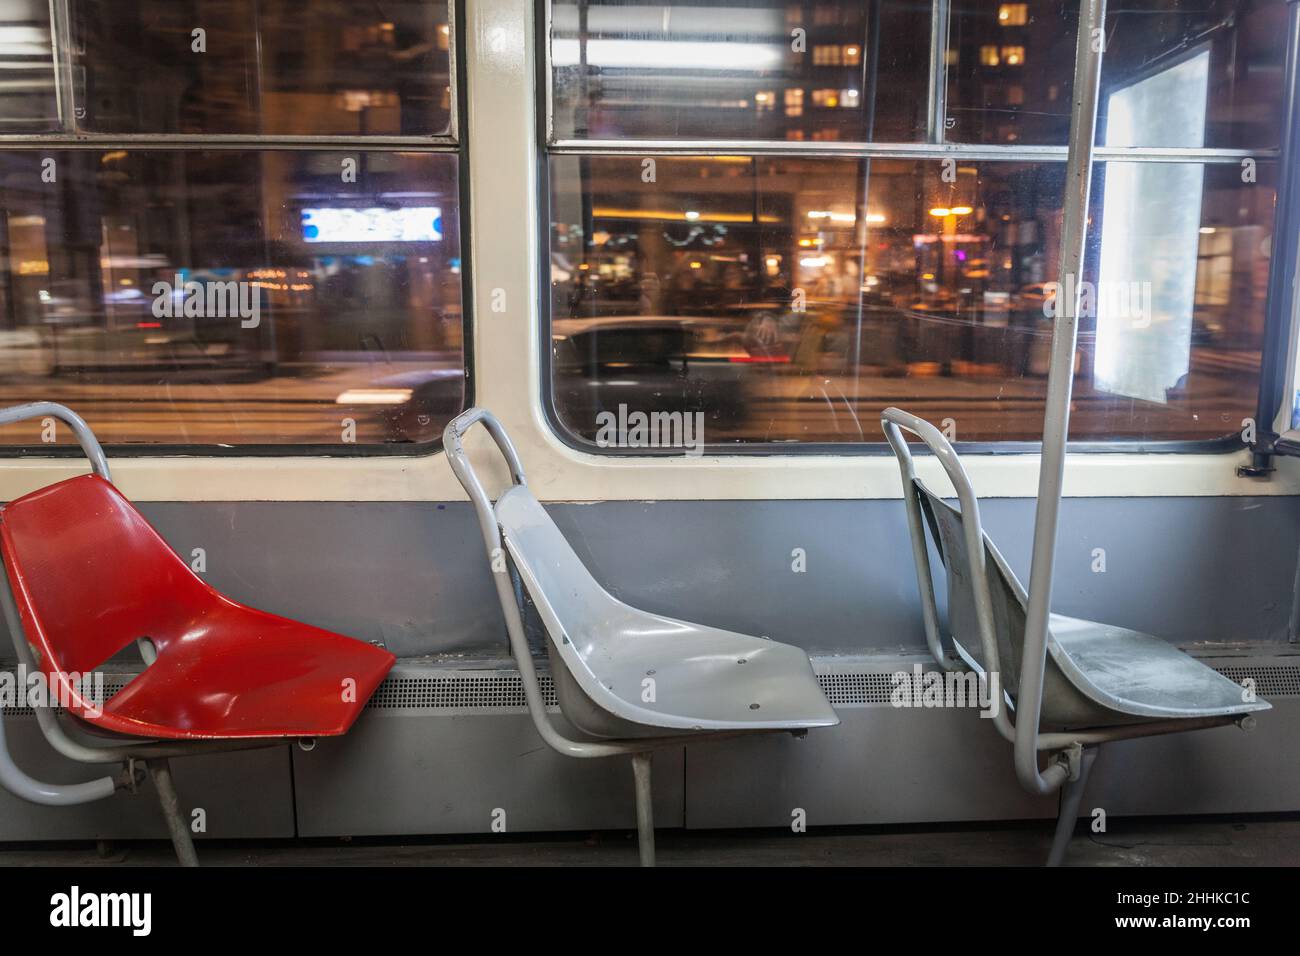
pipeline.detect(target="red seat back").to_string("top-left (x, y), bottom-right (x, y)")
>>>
top-left (0, 475), bottom-right (212, 678)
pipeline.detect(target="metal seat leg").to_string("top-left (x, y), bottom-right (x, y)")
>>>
top-left (631, 752), bottom-right (655, 867)
top-left (146, 758), bottom-right (199, 867)
top-left (1046, 746), bottom-right (1098, 867)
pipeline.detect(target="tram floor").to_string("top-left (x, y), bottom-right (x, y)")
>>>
top-left (1, 815), bottom-right (1298, 867)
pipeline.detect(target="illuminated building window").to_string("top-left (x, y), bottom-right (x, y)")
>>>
top-left (812, 4), bottom-right (839, 27)
top-left (998, 4), bottom-right (1029, 27)
top-left (784, 88), bottom-right (804, 117)
top-left (813, 45), bottom-right (841, 66)
top-left (1001, 46), bottom-right (1026, 66)
top-left (980, 46), bottom-right (1000, 67)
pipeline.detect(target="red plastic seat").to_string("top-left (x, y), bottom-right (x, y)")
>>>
top-left (0, 474), bottom-right (395, 740)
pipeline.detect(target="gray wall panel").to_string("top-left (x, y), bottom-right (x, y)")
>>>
top-left (683, 705), bottom-right (1058, 829)
top-left (106, 494), bottom-right (1300, 659)
top-left (293, 710), bottom-right (684, 837)
top-left (1080, 698), bottom-right (1300, 817)
top-left (139, 501), bottom-right (507, 657)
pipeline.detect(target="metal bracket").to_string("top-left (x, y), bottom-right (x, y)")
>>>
top-left (1237, 446), bottom-right (1276, 478)
top-left (1237, 463), bottom-right (1276, 478)
top-left (1060, 743), bottom-right (1085, 782)
top-left (117, 759), bottom-right (145, 793)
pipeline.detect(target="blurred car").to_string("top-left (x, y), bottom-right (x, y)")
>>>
top-left (37, 275), bottom-right (274, 375)
top-left (336, 366), bottom-right (465, 443)
top-left (552, 315), bottom-right (754, 440)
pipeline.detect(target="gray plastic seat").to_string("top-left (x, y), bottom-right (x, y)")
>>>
top-left (882, 406), bottom-right (1268, 865)
top-left (445, 408), bottom-right (837, 865)
top-left (499, 485), bottom-right (836, 737)
top-left (916, 482), bottom-right (1269, 730)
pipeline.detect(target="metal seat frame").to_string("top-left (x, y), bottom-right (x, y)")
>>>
top-left (445, 407), bottom-right (837, 865)
top-left (882, 406), bottom-right (1263, 864)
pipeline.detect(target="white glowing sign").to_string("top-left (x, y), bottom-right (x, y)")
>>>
top-left (301, 207), bottom-right (442, 243)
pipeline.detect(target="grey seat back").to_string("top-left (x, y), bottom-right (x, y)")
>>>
top-left (497, 485), bottom-right (621, 626)
top-left (914, 478), bottom-right (1026, 700)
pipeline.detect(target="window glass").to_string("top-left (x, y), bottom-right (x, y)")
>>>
top-left (0, 150), bottom-right (464, 447)
top-left (550, 0), bottom-right (1287, 150)
top-left (1097, 0), bottom-right (1286, 150)
top-left (550, 0), bottom-right (931, 141)
top-left (548, 154), bottom-right (1273, 445)
top-left (0, 0), bottom-right (59, 132)
top-left (69, 0), bottom-right (454, 136)
top-left (943, 0), bottom-right (1286, 148)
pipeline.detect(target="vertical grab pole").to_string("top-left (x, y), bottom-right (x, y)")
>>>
top-left (1015, 0), bottom-right (1107, 795)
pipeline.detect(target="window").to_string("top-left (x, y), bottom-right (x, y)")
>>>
top-left (812, 45), bottom-right (841, 66)
top-left (0, 1), bottom-right (465, 451)
top-left (70, 1), bottom-right (454, 136)
top-left (552, 1), bottom-right (1288, 149)
top-left (998, 5), bottom-right (1029, 27)
top-left (947, 0), bottom-right (1287, 148)
top-left (810, 89), bottom-right (856, 109)
top-left (546, 0), bottom-right (1287, 449)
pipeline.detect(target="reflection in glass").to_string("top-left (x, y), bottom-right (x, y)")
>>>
top-left (551, 0), bottom-right (1287, 149)
top-left (0, 151), bottom-right (464, 446)
top-left (71, 0), bottom-right (453, 136)
top-left (952, 0), bottom-right (1288, 148)
top-left (1097, 0), bottom-right (1286, 150)
top-left (548, 154), bottom-right (1274, 445)
top-left (0, 0), bottom-right (58, 131)
top-left (1095, 52), bottom-right (1209, 403)
top-left (551, 0), bottom-right (931, 141)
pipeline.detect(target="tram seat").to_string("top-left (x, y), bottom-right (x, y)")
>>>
top-left (498, 485), bottom-right (837, 738)
top-left (445, 407), bottom-right (838, 865)
top-left (0, 474), bottom-right (395, 740)
top-left (918, 491), bottom-right (1268, 730)
top-left (0, 402), bottom-right (395, 865)
top-left (882, 406), bottom-right (1269, 864)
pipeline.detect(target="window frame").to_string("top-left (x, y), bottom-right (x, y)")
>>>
top-left (0, 0), bottom-right (473, 459)
top-left (537, 0), bottom-right (1287, 456)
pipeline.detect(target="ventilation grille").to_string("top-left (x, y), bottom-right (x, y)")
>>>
top-left (1211, 664), bottom-right (1300, 699)
top-left (365, 674), bottom-right (558, 711)
top-left (0, 674), bottom-right (134, 716)
top-left (1, 660), bottom-right (1295, 716)
top-left (818, 672), bottom-right (899, 705)
top-left (817, 663), bottom-right (1300, 706)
